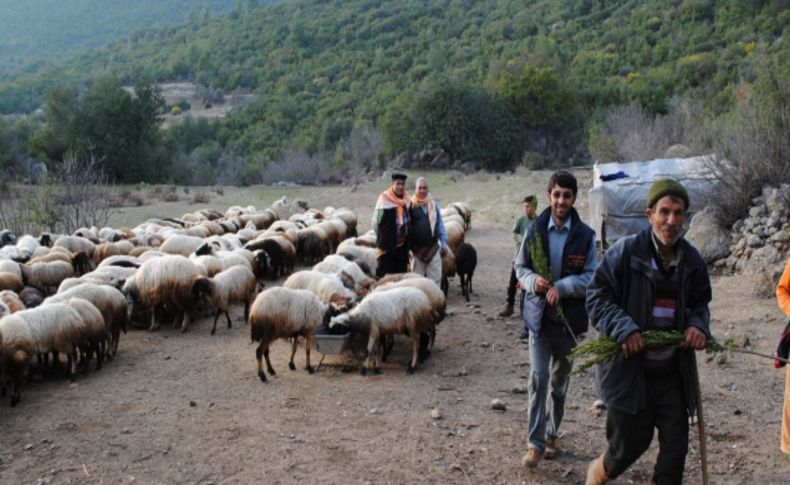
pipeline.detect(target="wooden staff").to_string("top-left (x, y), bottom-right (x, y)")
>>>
top-left (690, 352), bottom-right (709, 485)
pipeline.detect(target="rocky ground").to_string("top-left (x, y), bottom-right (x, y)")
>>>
top-left (0, 170), bottom-right (787, 484)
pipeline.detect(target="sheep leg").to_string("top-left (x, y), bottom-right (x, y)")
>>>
top-left (361, 333), bottom-right (376, 376)
top-left (418, 332), bottom-right (431, 363)
top-left (148, 308), bottom-right (157, 332)
top-left (9, 378), bottom-right (21, 407)
top-left (263, 346), bottom-right (276, 375)
top-left (255, 344), bottom-right (267, 382)
top-left (211, 310), bottom-right (221, 335)
top-left (225, 311), bottom-right (232, 329)
top-left (469, 275), bottom-right (474, 294)
top-left (289, 337), bottom-right (298, 371)
top-left (96, 341), bottom-right (104, 372)
top-left (304, 334), bottom-right (314, 374)
top-left (180, 312), bottom-right (190, 333)
top-left (407, 331), bottom-right (420, 374)
top-left (243, 301), bottom-right (250, 322)
top-left (0, 383), bottom-right (5, 397)
top-left (68, 353), bottom-right (77, 383)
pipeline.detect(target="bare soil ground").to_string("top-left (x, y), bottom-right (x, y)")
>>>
top-left (0, 170), bottom-right (787, 484)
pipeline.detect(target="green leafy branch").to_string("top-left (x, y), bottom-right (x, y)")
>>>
top-left (568, 330), bottom-right (776, 375)
top-left (527, 233), bottom-right (574, 338)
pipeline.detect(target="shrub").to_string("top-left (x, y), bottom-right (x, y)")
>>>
top-left (191, 189), bottom-right (210, 204)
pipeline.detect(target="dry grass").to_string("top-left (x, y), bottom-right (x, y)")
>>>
top-left (104, 168), bottom-right (586, 232)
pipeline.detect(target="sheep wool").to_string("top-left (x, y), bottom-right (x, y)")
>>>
top-left (248, 287), bottom-right (333, 382)
top-left (329, 287), bottom-right (433, 375)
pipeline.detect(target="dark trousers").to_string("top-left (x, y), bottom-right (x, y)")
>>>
top-left (506, 267), bottom-right (518, 305)
top-left (376, 245), bottom-right (410, 278)
top-left (603, 372), bottom-right (689, 485)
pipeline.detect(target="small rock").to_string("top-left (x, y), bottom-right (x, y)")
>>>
top-left (458, 367), bottom-right (468, 376)
top-left (189, 401), bottom-right (197, 407)
top-left (490, 398), bottom-right (506, 411)
top-left (164, 355), bottom-right (171, 360)
top-left (734, 409), bottom-right (742, 415)
top-left (431, 408), bottom-right (442, 420)
top-left (480, 342), bottom-right (490, 348)
top-left (369, 408), bottom-right (380, 415)
top-left (24, 443), bottom-right (34, 451)
top-left (512, 385), bottom-right (528, 394)
top-left (121, 428), bottom-right (131, 435)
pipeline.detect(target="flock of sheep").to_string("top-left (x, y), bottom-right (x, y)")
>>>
top-left (0, 197), bottom-right (475, 406)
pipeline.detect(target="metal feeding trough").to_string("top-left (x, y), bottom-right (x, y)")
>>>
top-left (314, 329), bottom-right (351, 370)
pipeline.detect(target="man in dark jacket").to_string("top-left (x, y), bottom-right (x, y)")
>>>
top-left (372, 172), bottom-right (411, 277)
top-left (515, 171), bottom-right (597, 469)
top-left (585, 179), bottom-right (711, 485)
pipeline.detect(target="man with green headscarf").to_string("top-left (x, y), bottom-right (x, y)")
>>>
top-left (499, 195), bottom-right (537, 325)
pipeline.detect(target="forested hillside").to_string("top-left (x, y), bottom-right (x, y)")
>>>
top-left (1, 0), bottom-right (788, 194)
top-left (0, 0), bottom-right (253, 77)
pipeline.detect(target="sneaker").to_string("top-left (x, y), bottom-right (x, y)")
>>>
top-left (498, 303), bottom-right (514, 318)
top-left (545, 435), bottom-right (557, 459)
top-left (521, 447), bottom-right (541, 469)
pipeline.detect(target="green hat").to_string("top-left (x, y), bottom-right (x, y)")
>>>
top-left (647, 178), bottom-right (689, 209)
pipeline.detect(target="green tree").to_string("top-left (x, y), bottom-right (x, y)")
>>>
top-left (496, 65), bottom-right (579, 133)
top-left (32, 78), bottom-right (165, 182)
top-left (382, 79), bottom-right (521, 169)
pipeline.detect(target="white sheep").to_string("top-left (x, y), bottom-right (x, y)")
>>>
top-left (372, 276), bottom-right (447, 359)
top-left (312, 254), bottom-right (374, 293)
top-left (59, 298), bottom-right (107, 371)
top-left (329, 287), bottom-right (434, 375)
top-left (53, 235), bottom-right (96, 257)
top-left (329, 288), bottom-right (433, 375)
top-left (247, 287), bottom-right (338, 382)
top-left (20, 260), bottom-right (76, 294)
top-left (159, 234), bottom-right (212, 257)
top-left (122, 255), bottom-right (213, 332)
top-left (336, 244), bottom-right (377, 277)
top-left (48, 282), bottom-right (128, 357)
top-left (0, 314), bottom-right (34, 406)
top-left (10, 303), bottom-right (86, 381)
top-left (283, 270), bottom-right (357, 308)
top-left (0, 259), bottom-right (21, 278)
top-left (210, 265), bottom-right (257, 335)
top-left (0, 290), bottom-right (25, 314)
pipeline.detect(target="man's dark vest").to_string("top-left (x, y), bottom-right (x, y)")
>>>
top-left (522, 207), bottom-right (594, 335)
top-left (410, 205), bottom-right (437, 248)
top-left (376, 208), bottom-right (409, 253)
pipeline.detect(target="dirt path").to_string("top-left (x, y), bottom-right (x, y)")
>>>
top-left (1, 172), bottom-right (787, 484)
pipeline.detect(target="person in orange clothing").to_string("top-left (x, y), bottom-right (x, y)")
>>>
top-left (776, 258), bottom-right (790, 460)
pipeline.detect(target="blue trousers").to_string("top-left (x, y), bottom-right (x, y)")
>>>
top-left (527, 320), bottom-right (575, 453)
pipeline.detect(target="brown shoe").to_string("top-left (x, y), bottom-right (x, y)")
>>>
top-left (499, 303), bottom-right (514, 317)
top-left (521, 447), bottom-right (541, 469)
top-left (544, 435), bottom-right (557, 459)
top-left (585, 453), bottom-right (608, 485)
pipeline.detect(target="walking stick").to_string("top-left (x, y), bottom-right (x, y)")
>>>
top-left (690, 352), bottom-right (709, 485)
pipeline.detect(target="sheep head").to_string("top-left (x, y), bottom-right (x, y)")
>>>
top-left (71, 252), bottom-right (92, 275)
top-left (190, 277), bottom-right (214, 304)
top-left (328, 312), bottom-right (368, 334)
top-left (194, 243), bottom-right (214, 257)
top-left (339, 271), bottom-right (355, 291)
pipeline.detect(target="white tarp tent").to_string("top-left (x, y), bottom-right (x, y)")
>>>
top-left (588, 156), bottom-right (717, 248)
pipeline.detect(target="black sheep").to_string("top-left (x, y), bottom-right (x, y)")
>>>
top-left (455, 242), bottom-right (477, 302)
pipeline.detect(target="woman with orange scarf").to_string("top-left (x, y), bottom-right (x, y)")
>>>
top-left (777, 258), bottom-right (790, 461)
top-left (372, 172), bottom-right (411, 277)
top-left (409, 176), bottom-right (448, 288)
